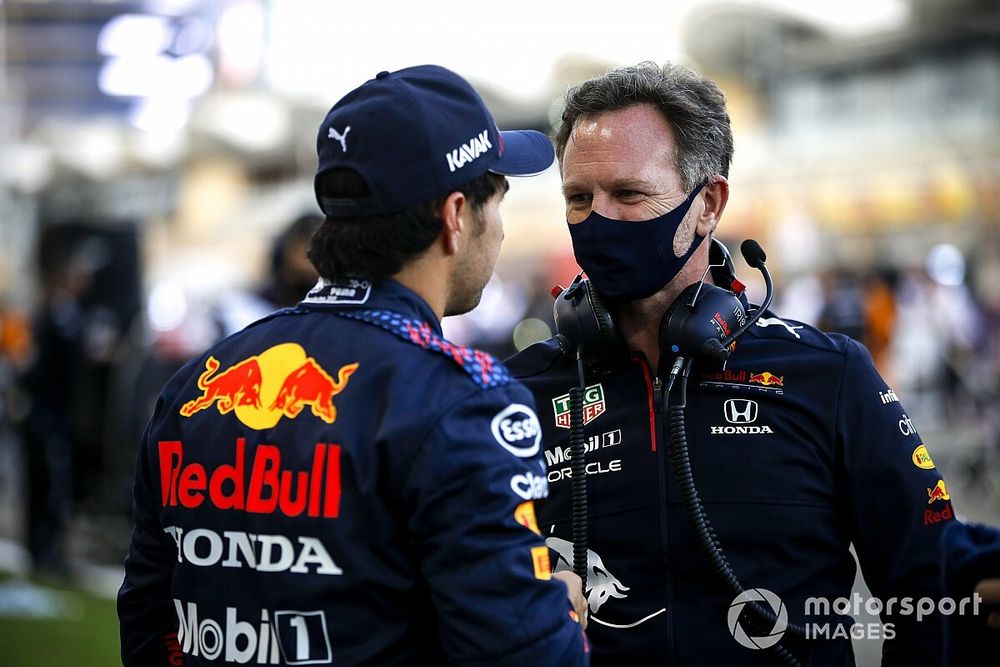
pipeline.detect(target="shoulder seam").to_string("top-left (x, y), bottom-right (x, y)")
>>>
top-left (507, 338), bottom-right (569, 379)
top-left (745, 319), bottom-right (850, 357)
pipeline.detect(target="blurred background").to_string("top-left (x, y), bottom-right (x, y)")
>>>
top-left (0, 0), bottom-right (998, 664)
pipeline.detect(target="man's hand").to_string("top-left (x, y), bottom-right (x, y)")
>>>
top-left (974, 579), bottom-right (1000, 629)
top-left (552, 571), bottom-right (588, 630)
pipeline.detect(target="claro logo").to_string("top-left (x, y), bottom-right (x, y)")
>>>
top-left (510, 470), bottom-right (548, 500)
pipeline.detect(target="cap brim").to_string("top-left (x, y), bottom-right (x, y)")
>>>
top-left (489, 130), bottom-right (555, 177)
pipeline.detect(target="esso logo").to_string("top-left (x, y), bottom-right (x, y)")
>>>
top-left (491, 404), bottom-right (541, 458)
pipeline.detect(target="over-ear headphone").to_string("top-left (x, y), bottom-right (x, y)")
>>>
top-left (552, 274), bottom-right (623, 359)
top-left (553, 238), bottom-right (759, 364)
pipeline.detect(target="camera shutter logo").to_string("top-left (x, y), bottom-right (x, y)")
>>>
top-left (727, 588), bottom-right (787, 650)
top-left (724, 399), bottom-right (758, 424)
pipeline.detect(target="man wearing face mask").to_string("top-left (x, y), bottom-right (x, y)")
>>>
top-left (508, 62), bottom-right (953, 665)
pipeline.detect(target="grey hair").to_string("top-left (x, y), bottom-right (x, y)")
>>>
top-left (554, 61), bottom-right (734, 190)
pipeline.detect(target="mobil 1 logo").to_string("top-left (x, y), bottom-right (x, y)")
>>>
top-left (174, 600), bottom-right (332, 665)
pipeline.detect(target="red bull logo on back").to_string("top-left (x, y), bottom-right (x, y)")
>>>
top-left (269, 359), bottom-right (358, 424)
top-left (180, 343), bottom-right (359, 430)
top-left (180, 357), bottom-right (263, 417)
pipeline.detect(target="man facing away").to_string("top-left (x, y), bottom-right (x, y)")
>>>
top-left (508, 61), bottom-right (954, 666)
top-left (118, 64), bottom-right (589, 666)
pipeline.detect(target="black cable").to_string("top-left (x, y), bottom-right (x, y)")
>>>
top-left (666, 358), bottom-right (805, 667)
top-left (720, 262), bottom-right (774, 350)
top-left (569, 347), bottom-right (589, 586)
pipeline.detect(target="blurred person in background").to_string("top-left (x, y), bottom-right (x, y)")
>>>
top-left (118, 64), bottom-right (589, 666)
top-left (12, 227), bottom-right (94, 576)
top-left (508, 61), bottom-right (955, 666)
top-left (212, 213), bottom-right (322, 338)
top-left (861, 270), bottom-right (898, 382)
top-left (105, 214), bottom-right (324, 518)
top-left (818, 270), bottom-right (866, 345)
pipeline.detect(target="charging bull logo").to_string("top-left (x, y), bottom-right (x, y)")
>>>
top-left (180, 343), bottom-right (358, 430)
top-left (547, 537), bottom-right (629, 614)
top-left (179, 357), bottom-right (263, 416)
top-left (749, 371), bottom-right (784, 387)
top-left (927, 479), bottom-right (950, 504)
top-left (269, 358), bottom-right (358, 423)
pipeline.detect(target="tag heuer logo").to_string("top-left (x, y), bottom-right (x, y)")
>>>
top-left (552, 384), bottom-right (606, 429)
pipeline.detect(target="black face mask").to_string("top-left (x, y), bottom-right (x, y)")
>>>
top-left (568, 184), bottom-right (705, 302)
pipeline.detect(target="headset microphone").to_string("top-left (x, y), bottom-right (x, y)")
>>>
top-left (719, 238), bottom-right (774, 348)
top-left (741, 238), bottom-right (766, 269)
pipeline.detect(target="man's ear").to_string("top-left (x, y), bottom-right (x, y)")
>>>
top-left (439, 191), bottom-right (468, 256)
top-left (696, 175), bottom-right (729, 237)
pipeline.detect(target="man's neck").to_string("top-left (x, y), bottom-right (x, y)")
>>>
top-left (392, 255), bottom-right (450, 322)
top-left (616, 259), bottom-right (713, 373)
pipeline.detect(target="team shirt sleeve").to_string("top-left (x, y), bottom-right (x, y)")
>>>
top-left (836, 338), bottom-right (953, 664)
top-left (400, 384), bottom-right (589, 666)
top-left (117, 396), bottom-right (184, 667)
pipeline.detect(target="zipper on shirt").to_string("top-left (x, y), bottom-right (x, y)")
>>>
top-left (652, 371), bottom-right (676, 661)
top-left (636, 358), bottom-right (660, 452)
top-left (630, 354), bottom-right (676, 658)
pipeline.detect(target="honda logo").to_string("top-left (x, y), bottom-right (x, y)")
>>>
top-left (724, 399), bottom-right (758, 424)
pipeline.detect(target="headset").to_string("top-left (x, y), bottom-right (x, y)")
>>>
top-left (554, 237), bottom-right (762, 362)
top-left (552, 238), bottom-right (806, 667)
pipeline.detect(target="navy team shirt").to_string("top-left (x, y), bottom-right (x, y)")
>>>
top-left (118, 278), bottom-right (589, 666)
top-left (507, 305), bottom-right (954, 666)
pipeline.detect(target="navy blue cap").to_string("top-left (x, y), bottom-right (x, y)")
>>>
top-left (315, 64), bottom-right (555, 218)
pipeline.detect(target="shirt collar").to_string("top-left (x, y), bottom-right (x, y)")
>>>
top-left (297, 277), bottom-right (442, 335)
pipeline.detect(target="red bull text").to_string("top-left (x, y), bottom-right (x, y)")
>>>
top-left (158, 439), bottom-right (342, 518)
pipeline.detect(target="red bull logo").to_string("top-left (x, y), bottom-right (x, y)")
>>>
top-left (159, 438), bottom-right (342, 518)
top-left (749, 371), bottom-right (784, 387)
top-left (927, 479), bottom-right (950, 504)
top-left (269, 358), bottom-right (358, 424)
top-left (180, 343), bottom-right (358, 430)
top-left (180, 357), bottom-right (263, 416)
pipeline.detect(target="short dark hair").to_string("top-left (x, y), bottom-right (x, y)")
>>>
top-left (308, 169), bottom-right (504, 282)
top-left (555, 61), bottom-right (734, 190)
